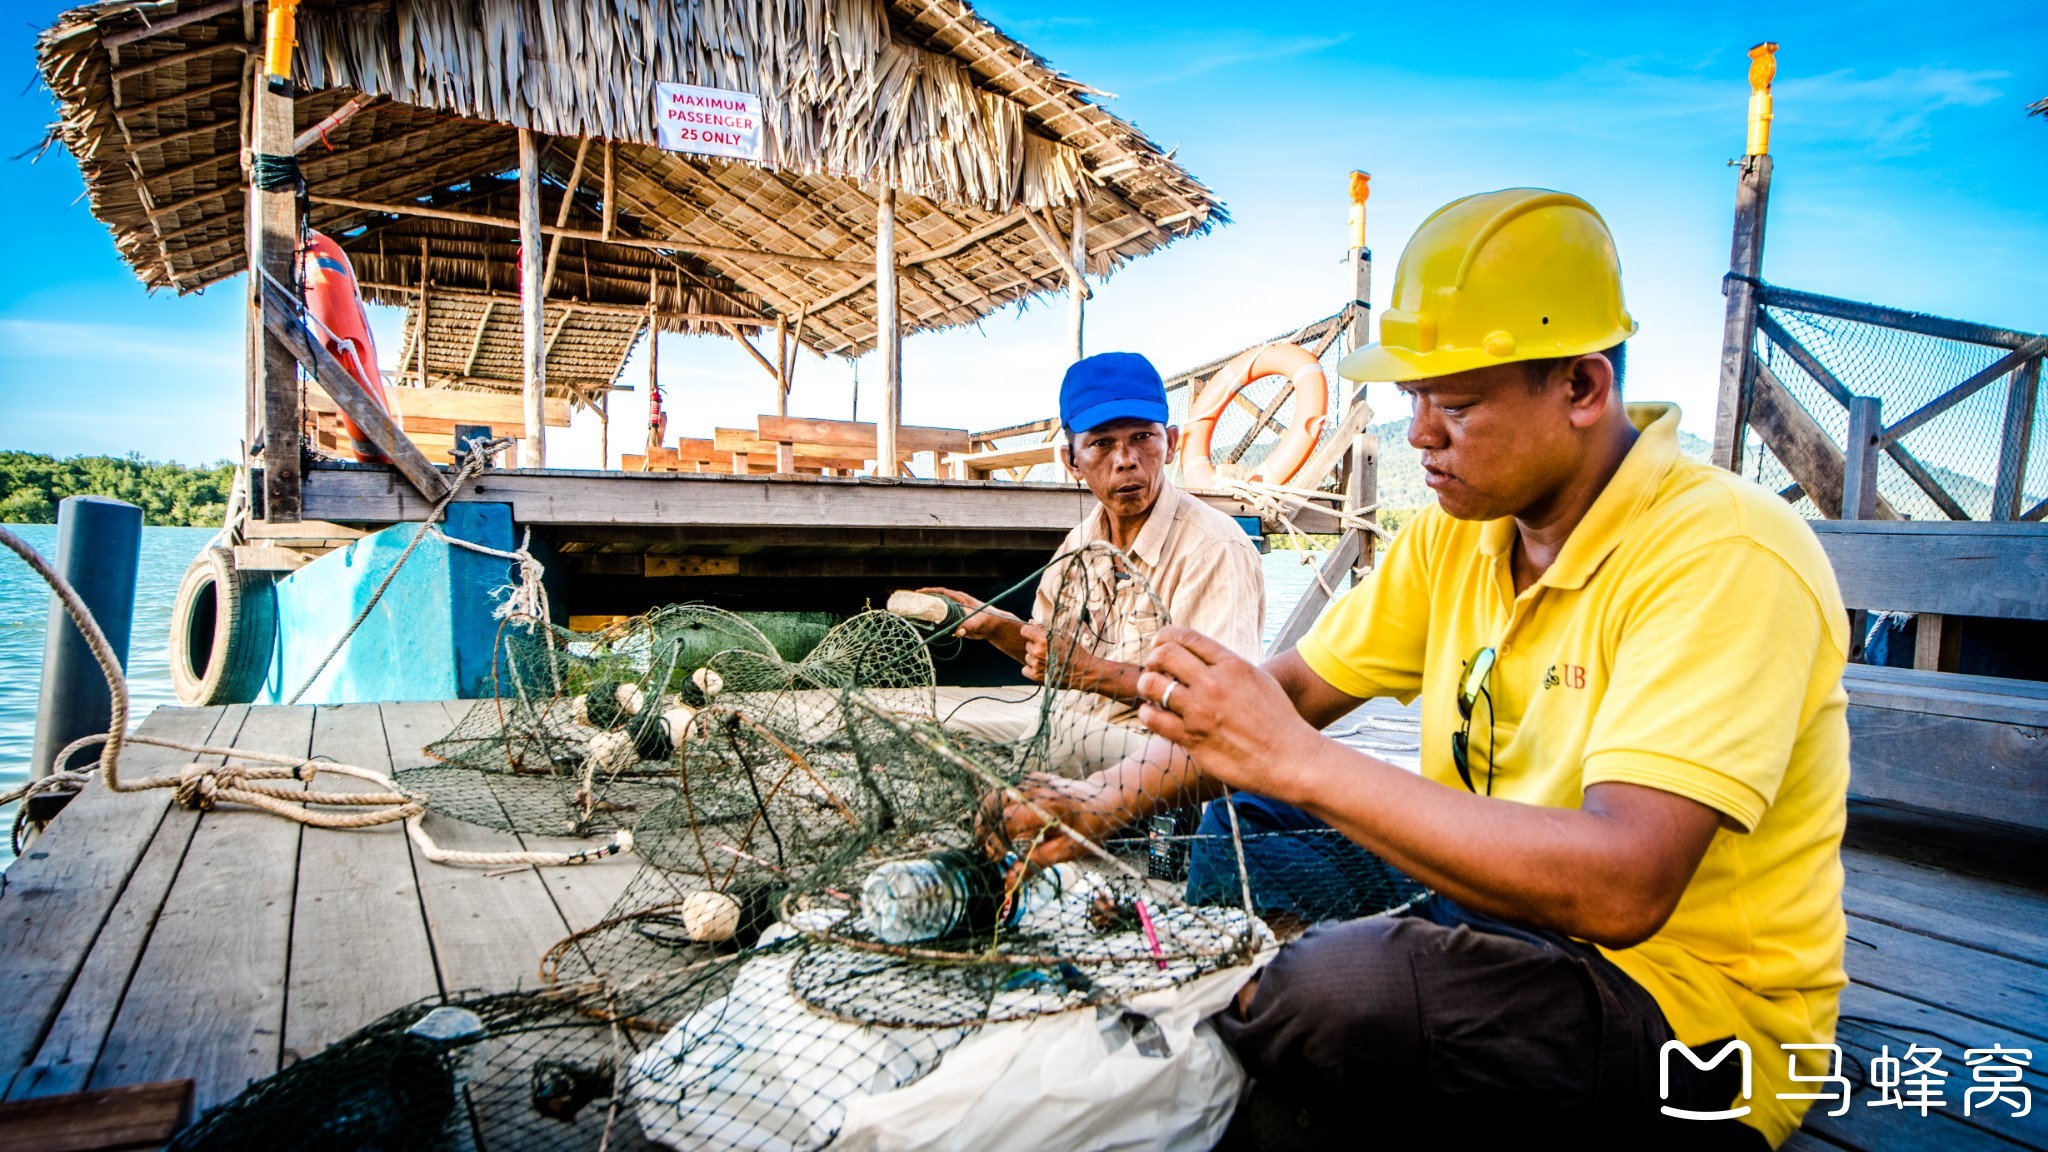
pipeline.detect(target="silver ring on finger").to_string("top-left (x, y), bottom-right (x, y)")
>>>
top-left (1159, 679), bottom-right (1178, 712)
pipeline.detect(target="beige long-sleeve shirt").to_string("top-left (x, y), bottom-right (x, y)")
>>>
top-left (1031, 482), bottom-right (1266, 727)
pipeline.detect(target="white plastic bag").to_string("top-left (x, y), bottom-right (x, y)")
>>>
top-left (628, 902), bottom-right (1271, 1152)
top-left (836, 957), bottom-right (1265, 1152)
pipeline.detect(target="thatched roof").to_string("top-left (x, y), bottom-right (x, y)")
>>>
top-left (36, 0), bottom-right (1223, 398)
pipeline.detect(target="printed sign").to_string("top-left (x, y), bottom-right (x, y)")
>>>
top-left (655, 83), bottom-right (765, 161)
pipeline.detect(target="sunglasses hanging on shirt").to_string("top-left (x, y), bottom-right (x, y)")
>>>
top-left (1451, 646), bottom-right (1497, 795)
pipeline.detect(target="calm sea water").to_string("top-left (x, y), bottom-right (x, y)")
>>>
top-left (0, 526), bottom-right (1329, 850)
top-left (0, 525), bottom-right (219, 838)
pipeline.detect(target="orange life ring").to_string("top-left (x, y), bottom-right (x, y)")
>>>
top-left (1180, 342), bottom-right (1329, 488)
top-left (299, 230), bottom-right (393, 464)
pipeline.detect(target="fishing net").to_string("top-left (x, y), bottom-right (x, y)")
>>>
top-left (172, 543), bottom-right (1427, 1152)
top-left (403, 607), bottom-right (837, 838)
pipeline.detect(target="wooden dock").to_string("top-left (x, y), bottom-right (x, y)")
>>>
top-left (0, 702), bottom-right (2043, 1150)
top-left (0, 702), bottom-right (637, 1119)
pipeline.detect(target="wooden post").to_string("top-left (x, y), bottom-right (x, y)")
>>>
top-left (1346, 194), bottom-right (1375, 576)
top-left (874, 185), bottom-right (901, 475)
top-left (1992, 358), bottom-right (2040, 520)
top-left (518, 129), bottom-right (547, 469)
top-left (414, 238), bottom-right (429, 388)
top-left (1712, 47), bottom-right (1779, 474)
top-left (249, 69), bottom-right (300, 521)
top-left (599, 389), bottom-right (610, 471)
top-left (1067, 205), bottom-right (1087, 361)
top-left (1913, 613), bottom-right (1962, 673)
top-left (1711, 155), bottom-right (1772, 474)
top-left (1351, 431), bottom-right (1378, 577)
top-left (1346, 172), bottom-right (1372, 353)
top-left (775, 316), bottom-right (790, 416)
top-left (1843, 395), bottom-right (1881, 520)
top-left (647, 306), bottom-right (660, 452)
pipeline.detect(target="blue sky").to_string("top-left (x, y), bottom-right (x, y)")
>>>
top-left (1, 0), bottom-right (2043, 466)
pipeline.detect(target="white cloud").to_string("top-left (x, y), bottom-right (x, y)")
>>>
top-left (1778, 66), bottom-right (2010, 155)
top-left (1117, 33), bottom-right (1353, 92)
top-left (0, 316), bottom-right (241, 373)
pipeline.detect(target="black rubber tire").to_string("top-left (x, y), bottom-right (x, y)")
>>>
top-left (169, 546), bottom-right (277, 706)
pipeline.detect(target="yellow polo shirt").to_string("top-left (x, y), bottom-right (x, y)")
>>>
top-left (1297, 403), bottom-right (1848, 1146)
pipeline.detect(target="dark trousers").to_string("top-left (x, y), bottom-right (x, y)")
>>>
top-left (1202, 799), bottom-right (1768, 1150)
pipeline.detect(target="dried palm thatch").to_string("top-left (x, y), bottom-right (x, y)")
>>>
top-left (36, 0), bottom-right (1224, 400)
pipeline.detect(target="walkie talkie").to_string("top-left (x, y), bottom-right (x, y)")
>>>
top-left (1146, 804), bottom-right (1200, 881)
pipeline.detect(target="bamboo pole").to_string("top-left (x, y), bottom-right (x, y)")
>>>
top-left (875, 185), bottom-right (901, 475)
top-left (416, 238), bottom-right (430, 388)
top-left (518, 129), bottom-right (547, 468)
top-left (1067, 206), bottom-right (1086, 361)
top-left (542, 136), bottom-right (593, 296)
top-left (601, 140), bottom-right (615, 240)
top-left (1023, 208), bottom-right (1088, 292)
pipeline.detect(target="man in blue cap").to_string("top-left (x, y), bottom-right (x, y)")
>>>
top-left (922, 352), bottom-right (1267, 776)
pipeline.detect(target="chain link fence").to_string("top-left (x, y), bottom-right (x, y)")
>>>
top-left (1738, 284), bottom-right (2046, 522)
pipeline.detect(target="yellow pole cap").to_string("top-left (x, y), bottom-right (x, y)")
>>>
top-left (265, 0), bottom-right (302, 82)
top-left (1746, 42), bottom-right (1778, 156)
top-left (1347, 172), bottom-right (1371, 250)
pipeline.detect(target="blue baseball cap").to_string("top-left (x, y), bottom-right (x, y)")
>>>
top-left (1060, 352), bottom-right (1169, 434)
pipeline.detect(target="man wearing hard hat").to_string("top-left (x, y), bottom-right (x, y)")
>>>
top-left (989, 188), bottom-right (1848, 1148)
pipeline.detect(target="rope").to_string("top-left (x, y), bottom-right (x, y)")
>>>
top-left (1202, 476), bottom-right (1386, 601)
top-left (429, 524), bottom-right (550, 625)
top-left (286, 440), bottom-right (509, 703)
top-left (0, 523), bottom-right (631, 869)
top-left (250, 151), bottom-right (302, 193)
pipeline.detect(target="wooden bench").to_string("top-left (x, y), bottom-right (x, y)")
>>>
top-left (305, 386), bottom-right (571, 464)
top-left (751, 415), bottom-right (971, 476)
top-left (955, 417), bottom-right (1064, 480)
top-left (1816, 521), bottom-right (2048, 831)
top-left (948, 441), bottom-right (1061, 480)
top-left (626, 442), bottom-right (864, 475)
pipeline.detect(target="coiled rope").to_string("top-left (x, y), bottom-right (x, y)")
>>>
top-left (0, 521), bottom-right (629, 869)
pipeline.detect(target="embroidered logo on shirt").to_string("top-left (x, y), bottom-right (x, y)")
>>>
top-left (1543, 664), bottom-right (1587, 690)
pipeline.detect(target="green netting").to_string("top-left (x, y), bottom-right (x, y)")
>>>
top-left (179, 543), bottom-right (1426, 1152)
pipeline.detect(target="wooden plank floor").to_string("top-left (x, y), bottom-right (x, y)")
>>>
top-left (0, 703), bottom-right (2041, 1150)
top-left (0, 701), bottom-right (635, 1118)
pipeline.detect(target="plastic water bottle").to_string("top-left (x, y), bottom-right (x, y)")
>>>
top-left (861, 850), bottom-right (1074, 944)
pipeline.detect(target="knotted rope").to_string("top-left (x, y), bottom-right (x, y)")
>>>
top-left (1200, 475), bottom-right (1386, 601)
top-left (0, 521), bottom-right (630, 869)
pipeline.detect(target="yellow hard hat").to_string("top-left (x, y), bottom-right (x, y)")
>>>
top-left (1338, 188), bottom-right (1637, 383)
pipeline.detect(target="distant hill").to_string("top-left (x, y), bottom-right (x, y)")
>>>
top-left (1365, 417), bottom-right (1712, 512)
